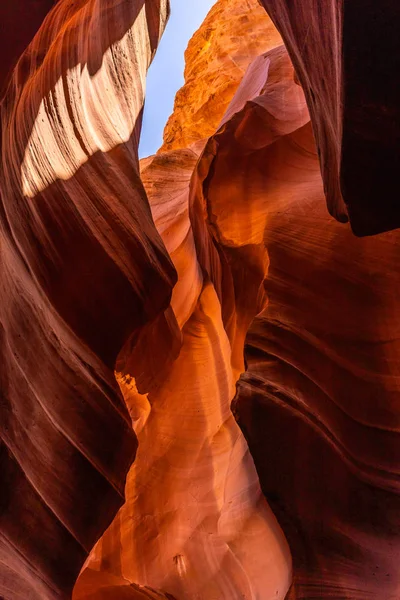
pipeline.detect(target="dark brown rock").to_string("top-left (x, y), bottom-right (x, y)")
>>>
top-left (0, 1), bottom-right (173, 598)
top-left (259, 0), bottom-right (400, 236)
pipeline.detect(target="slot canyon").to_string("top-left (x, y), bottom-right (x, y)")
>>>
top-left (0, 1), bottom-right (399, 599)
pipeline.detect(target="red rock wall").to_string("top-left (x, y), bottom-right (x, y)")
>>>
top-left (0, 1), bottom-right (173, 598)
top-left (79, 148), bottom-right (291, 600)
top-left (189, 33), bottom-right (400, 597)
top-left (259, 0), bottom-right (400, 236)
top-left (1, 0), bottom-right (399, 599)
top-left (0, 1), bottom-right (56, 97)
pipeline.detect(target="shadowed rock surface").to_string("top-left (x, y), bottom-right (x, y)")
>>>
top-left (0, 1), bottom-right (56, 97)
top-left (1, 0), bottom-right (399, 599)
top-left (259, 0), bottom-right (400, 236)
top-left (0, 1), bottom-right (173, 598)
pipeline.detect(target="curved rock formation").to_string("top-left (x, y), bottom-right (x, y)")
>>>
top-left (186, 30), bottom-right (400, 599)
top-left (79, 144), bottom-right (291, 599)
top-left (73, 569), bottom-right (177, 600)
top-left (1, 0), bottom-right (399, 598)
top-left (76, 7), bottom-right (293, 599)
top-left (0, 1), bottom-right (173, 598)
top-left (0, 1), bottom-right (56, 97)
top-left (234, 215), bottom-right (400, 598)
top-left (259, 0), bottom-right (400, 236)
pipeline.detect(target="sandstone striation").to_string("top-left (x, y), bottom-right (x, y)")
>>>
top-left (79, 144), bottom-right (291, 599)
top-left (189, 32), bottom-right (400, 598)
top-left (0, 1), bottom-right (173, 598)
top-left (1, 0), bottom-right (399, 599)
top-left (234, 212), bottom-right (400, 598)
top-left (73, 569), bottom-right (177, 599)
top-left (0, 1), bottom-right (56, 97)
top-left (259, 0), bottom-right (400, 236)
top-left (191, 38), bottom-right (400, 597)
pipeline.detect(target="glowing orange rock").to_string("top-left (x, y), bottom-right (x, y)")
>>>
top-left (2, 1), bottom-right (399, 600)
top-left (81, 144), bottom-right (291, 600)
top-left (76, 7), bottom-right (292, 599)
top-left (189, 36), bottom-right (400, 599)
top-left (73, 569), bottom-right (177, 599)
top-left (161, 0), bottom-right (282, 152)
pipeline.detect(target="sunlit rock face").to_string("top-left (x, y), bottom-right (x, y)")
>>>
top-left (160, 0), bottom-right (282, 152)
top-left (1, 0), bottom-right (399, 599)
top-left (80, 145), bottom-right (291, 599)
top-left (76, 6), bottom-right (292, 600)
top-left (73, 569), bottom-right (177, 599)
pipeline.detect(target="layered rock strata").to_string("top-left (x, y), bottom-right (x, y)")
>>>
top-left (0, 1), bottom-right (172, 598)
top-left (259, 0), bottom-right (400, 236)
top-left (80, 143), bottom-right (291, 600)
top-left (1, 0), bottom-right (399, 599)
top-left (191, 37), bottom-right (400, 599)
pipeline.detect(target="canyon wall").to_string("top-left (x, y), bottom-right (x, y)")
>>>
top-left (259, 0), bottom-right (400, 236)
top-left (1, 0), bottom-right (399, 599)
top-left (0, 1), bottom-right (56, 97)
top-left (0, 1), bottom-right (172, 598)
top-left (77, 3), bottom-right (292, 599)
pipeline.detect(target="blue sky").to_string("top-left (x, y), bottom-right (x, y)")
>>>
top-left (139, 0), bottom-right (216, 158)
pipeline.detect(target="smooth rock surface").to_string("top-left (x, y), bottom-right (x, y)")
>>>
top-left (0, 1), bottom-right (56, 97)
top-left (0, 1), bottom-right (173, 598)
top-left (191, 37), bottom-right (400, 599)
top-left (259, 0), bottom-right (400, 235)
top-left (81, 144), bottom-right (292, 600)
top-left (234, 198), bottom-right (400, 598)
top-left (1, 1), bottom-right (399, 599)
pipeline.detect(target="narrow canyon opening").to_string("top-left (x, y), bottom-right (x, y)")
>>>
top-left (139, 0), bottom-right (217, 158)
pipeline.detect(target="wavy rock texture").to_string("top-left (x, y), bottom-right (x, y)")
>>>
top-left (259, 0), bottom-right (400, 236)
top-left (76, 6), bottom-right (293, 599)
top-left (79, 144), bottom-right (291, 599)
top-left (0, 1), bottom-right (56, 97)
top-left (73, 569), bottom-right (177, 599)
top-left (160, 0), bottom-right (282, 152)
top-left (0, 1), bottom-right (173, 599)
top-left (189, 44), bottom-right (311, 378)
top-left (2, 0), bottom-right (399, 599)
top-left (190, 31), bottom-right (400, 600)
top-left (234, 215), bottom-right (400, 598)
top-left (186, 35), bottom-right (400, 600)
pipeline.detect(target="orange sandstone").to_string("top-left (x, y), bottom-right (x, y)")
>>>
top-left (161, 0), bottom-right (282, 152)
top-left (1, 1), bottom-right (400, 600)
